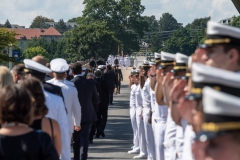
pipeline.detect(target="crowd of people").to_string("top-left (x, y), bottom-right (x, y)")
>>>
top-left (128, 21), bottom-right (240, 160)
top-left (0, 53), bottom-right (124, 159)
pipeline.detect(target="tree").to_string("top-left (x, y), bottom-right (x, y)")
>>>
top-left (159, 13), bottom-right (179, 31)
top-left (230, 15), bottom-right (240, 28)
top-left (143, 16), bottom-right (159, 32)
top-left (0, 28), bottom-right (18, 63)
top-left (55, 19), bottom-right (68, 33)
top-left (4, 19), bottom-right (11, 28)
top-left (30, 16), bottom-right (54, 28)
top-left (161, 28), bottom-right (197, 56)
top-left (82, 0), bottom-right (148, 54)
top-left (23, 46), bottom-right (50, 62)
top-left (150, 34), bottom-right (162, 52)
top-left (67, 21), bottom-right (120, 61)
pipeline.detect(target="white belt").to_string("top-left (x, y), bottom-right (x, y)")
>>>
top-left (154, 117), bottom-right (167, 122)
top-left (163, 141), bottom-right (175, 149)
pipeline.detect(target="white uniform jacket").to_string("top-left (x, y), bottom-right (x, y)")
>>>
top-left (44, 90), bottom-right (70, 160)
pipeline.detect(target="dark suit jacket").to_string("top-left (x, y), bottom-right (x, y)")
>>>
top-left (103, 70), bottom-right (117, 89)
top-left (71, 76), bottom-right (98, 122)
top-left (115, 68), bottom-right (123, 82)
top-left (95, 78), bottom-right (109, 108)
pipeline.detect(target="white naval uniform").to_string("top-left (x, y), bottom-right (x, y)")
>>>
top-left (124, 58), bottom-right (130, 70)
top-left (175, 119), bottom-right (188, 160)
top-left (134, 59), bottom-right (138, 68)
top-left (182, 125), bottom-right (195, 160)
top-left (111, 56), bottom-right (115, 65)
top-left (163, 108), bottom-right (177, 160)
top-left (47, 79), bottom-right (81, 139)
top-left (120, 58), bottom-right (124, 69)
top-left (44, 90), bottom-right (70, 160)
top-left (107, 57), bottom-right (112, 65)
top-left (130, 84), bottom-right (139, 150)
top-left (135, 84), bottom-right (148, 156)
top-left (141, 78), bottom-right (155, 160)
top-left (151, 89), bottom-right (168, 160)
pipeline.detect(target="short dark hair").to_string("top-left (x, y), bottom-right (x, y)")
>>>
top-left (95, 70), bottom-right (102, 77)
top-left (19, 77), bottom-right (48, 117)
top-left (12, 64), bottom-right (25, 75)
top-left (0, 84), bottom-right (33, 125)
top-left (71, 62), bottom-right (82, 75)
top-left (223, 44), bottom-right (240, 66)
top-left (107, 65), bottom-right (112, 70)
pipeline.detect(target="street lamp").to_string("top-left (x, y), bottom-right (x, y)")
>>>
top-left (8, 43), bottom-right (13, 70)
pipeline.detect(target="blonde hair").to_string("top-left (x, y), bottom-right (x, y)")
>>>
top-left (0, 66), bottom-right (14, 90)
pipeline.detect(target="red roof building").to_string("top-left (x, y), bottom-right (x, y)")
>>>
top-left (7, 27), bottom-right (62, 51)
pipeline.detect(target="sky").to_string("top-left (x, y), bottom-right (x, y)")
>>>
top-left (0, 0), bottom-right (239, 28)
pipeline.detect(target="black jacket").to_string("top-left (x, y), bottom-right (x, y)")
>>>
top-left (71, 76), bottom-right (98, 122)
top-left (103, 70), bottom-right (117, 89)
top-left (95, 78), bottom-right (109, 108)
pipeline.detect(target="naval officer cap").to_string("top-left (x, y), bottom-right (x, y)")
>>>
top-left (142, 60), bottom-right (151, 68)
top-left (185, 63), bottom-right (240, 100)
top-left (154, 52), bottom-right (161, 63)
top-left (50, 58), bottom-right (69, 73)
top-left (195, 87), bottom-right (240, 142)
top-left (24, 59), bottom-right (52, 74)
top-left (199, 21), bottom-right (240, 48)
top-left (171, 53), bottom-right (188, 73)
top-left (98, 65), bottom-right (103, 69)
top-left (158, 51), bottom-right (175, 69)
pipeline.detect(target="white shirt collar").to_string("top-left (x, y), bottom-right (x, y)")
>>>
top-left (74, 74), bottom-right (83, 77)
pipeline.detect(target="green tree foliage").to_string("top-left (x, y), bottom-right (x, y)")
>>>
top-left (55, 19), bottom-right (68, 33)
top-left (23, 46), bottom-right (50, 62)
top-left (161, 28), bottom-right (197, 55)
top-left (4, 19), bottom-right (11, 28)
top-left (82, 0), bottom-right (148, 54)
top-left (159, 13), bottom-right (179, 31)
top-left (143, 16), bottom-right (159, 32)
top-left (67, 21), bottom-right (120, 61)
top-left (0, 28), bottom-right (18, 63)
top-left (30, 15), bottom-right (54, 28)
top-left (150, 34), bottom-right (162, 52)
top-left (230, 15), bottom-right (240, 28)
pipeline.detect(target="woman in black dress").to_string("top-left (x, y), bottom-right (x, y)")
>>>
top-left (19, 77), bottom-right (62, 156)
top-left (0, 84), bottom-right (59, 160)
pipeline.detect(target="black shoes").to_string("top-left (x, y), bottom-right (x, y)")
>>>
top-left (95, 130), bottom-right (105, 138)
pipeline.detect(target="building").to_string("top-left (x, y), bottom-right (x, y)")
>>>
top-left (0, 24), bottom-right (25, 28)
top-left (43, 22), bottom-right (78, 29)
top-left (7, 27), bottom-right (62, 51)
top-left (219, 18), bottom-right (233, 25)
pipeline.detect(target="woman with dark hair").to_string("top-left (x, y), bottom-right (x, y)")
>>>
top-left (0, 84), bottom-right (58, 159)
top-left (19, 77), bottom-right (61, 156)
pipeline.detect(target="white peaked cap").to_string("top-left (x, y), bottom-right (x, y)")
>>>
top-left (192, 63), bottom-right (240, 88)
top-left (24, 59), bottom-right (52, 73)
top-left (207, 21), bottom-right (240, 39)
top-left (160, 51), bottom-right (175, 61)
top-left (50, 58), bottom-right (69, 73)
top-left (175, 53), bottom-right (188, 64)
top-left (50, 58), bottom-right (67, 66)
top-left (98, 65), bottom-right (103, 69)
top-left (143, 59), bottom-right (150, 64)
top-left (149, 62), bottom-right (156, 66)
top-left (203, 87), bottom-right (240, 117)
top-left (154, 52), bottom-right (161, 58)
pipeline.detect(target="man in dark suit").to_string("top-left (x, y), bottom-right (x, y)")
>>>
top-left (86, 73), bottom-right (101, 143)
top-left (71, 62), bottom-right (98, 160)
top-left (114, 65), bottom-right (123, 94)
top-left (104, 65), bottom-right (117, 105)
top-left (95, 70), bottom-right (109, 138)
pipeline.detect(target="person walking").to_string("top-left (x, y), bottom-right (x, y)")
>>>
top-left (104, 65), bottom-right (117, 105)
top-left (71, 62), bottom-right (98, 160)
top-left (95, 70), bottom-right (109, 138)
